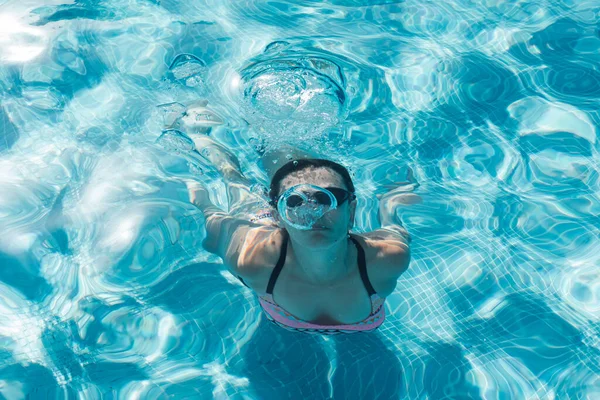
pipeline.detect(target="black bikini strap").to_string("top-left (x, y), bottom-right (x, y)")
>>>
top-left (266, 230), bottom-right (289, 295)
top-left (350, 236), bottom-right (376, 296)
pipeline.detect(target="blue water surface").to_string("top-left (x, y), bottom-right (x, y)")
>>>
top-left (0, 0), bottom-right (599, 398)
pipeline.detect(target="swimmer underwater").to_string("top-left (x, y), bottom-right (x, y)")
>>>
top-left (178, 103), bottom-right (413, 334)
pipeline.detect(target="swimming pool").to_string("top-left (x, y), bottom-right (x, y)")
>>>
top-left (1, 0), bottom-right (599, 398)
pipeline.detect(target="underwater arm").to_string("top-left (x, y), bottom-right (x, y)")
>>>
top-left (186, 180), bottom-right (226, 220)
top-left (365, 190), bottom-right (421, 245)
top-left (377, 204), bottom-right (411, 244)
top-left (186, 180), bottom-right (259, 275)
top-left (363, 190), bottom-right (418, 294)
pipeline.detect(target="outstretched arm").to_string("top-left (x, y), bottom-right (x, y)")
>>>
top-left (186, 180), bottom-right (264, 275)
top-left (186, 180), bottom-right (226, 220)
top-left (363, 188), bottom-right (419, 295)
top-left (364, 188), bottom-right (421, 245)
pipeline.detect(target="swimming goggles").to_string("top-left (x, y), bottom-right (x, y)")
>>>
top-left (273, 184), bottom-right (355, 230)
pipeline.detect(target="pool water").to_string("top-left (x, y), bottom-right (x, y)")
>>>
top-left (1, 0), bottom-right (600, 398)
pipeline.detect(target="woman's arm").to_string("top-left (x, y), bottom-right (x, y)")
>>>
top-left (363, 189), bottom-right (421, 245)
top-left (362, 189), bottom-right (418, 293)
top-left (186, 180), bottom-right (268, 275)
top-left (186, 180), bottom-right (226, 220)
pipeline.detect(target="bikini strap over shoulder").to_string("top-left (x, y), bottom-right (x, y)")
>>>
top-left (266, 229), bottom-right (289, 295)
top-left (349, 235), bottom-right (377, 296)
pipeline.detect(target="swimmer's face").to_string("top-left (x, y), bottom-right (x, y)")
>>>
top-left (275, 167), bottom-right (356, 246)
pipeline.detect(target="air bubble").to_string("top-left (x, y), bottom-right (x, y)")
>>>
top-left (167, 53), bottom-right (207, 89)
top-left (240, 44), bottom-right (348, 148)
top-left (156, 129), bottom-right (195, 153)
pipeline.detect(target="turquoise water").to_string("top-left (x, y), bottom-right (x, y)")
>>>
top-left (1, 0), bottom-right (600, 398)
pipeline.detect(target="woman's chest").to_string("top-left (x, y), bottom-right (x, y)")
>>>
top-left (269, 269), bottom-right (374, 325)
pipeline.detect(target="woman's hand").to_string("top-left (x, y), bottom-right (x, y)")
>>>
top-left (375, 188), bottom-right (421, 243)
top-left (185, 179), bottom-right (211, 207)
top-left (184, 179), bottom-right (225, 218)
top-left (377, 189), bottom-right (421, 223)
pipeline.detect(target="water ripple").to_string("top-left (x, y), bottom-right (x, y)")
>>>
top-left (0, 0), bottom-right (599, 397)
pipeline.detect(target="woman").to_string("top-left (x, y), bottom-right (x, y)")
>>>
top-left (185, 133), bottom-right (412, 334)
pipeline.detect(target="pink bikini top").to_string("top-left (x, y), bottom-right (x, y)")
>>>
top-left (253, 231), bottom-right (386, 335)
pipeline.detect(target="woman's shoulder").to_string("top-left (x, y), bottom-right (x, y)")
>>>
top-left (359, 227), bottom-right (411, 246)
top-left (352, 231), bottom-right (409, 256)
top-left (352, 232), bottom-right (411, 297)
top-left (235, 227), bottom-right (286, 294)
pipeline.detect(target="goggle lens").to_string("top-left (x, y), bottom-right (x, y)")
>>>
top-left (285, 194), bottom-right (304, 208)
top-left (328, 188), bottom-right (351, 205)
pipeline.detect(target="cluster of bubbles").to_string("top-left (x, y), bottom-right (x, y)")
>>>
top-left (239, 41), bottom-right (349, 147)
top-left (165, 54), bottom-right (208, 91)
